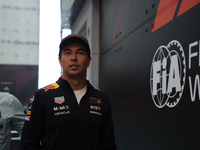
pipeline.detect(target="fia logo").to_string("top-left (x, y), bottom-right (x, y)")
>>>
top-left (150, 40), bottom-right (186, 108)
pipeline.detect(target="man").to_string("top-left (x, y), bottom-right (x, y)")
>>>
top-left (0, 92), bottom-right (26, 150)
top-left (19, 34), bottom-right (117, 150)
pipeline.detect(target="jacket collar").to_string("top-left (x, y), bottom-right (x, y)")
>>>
top-left (56, 76), bottom-right (92, 92)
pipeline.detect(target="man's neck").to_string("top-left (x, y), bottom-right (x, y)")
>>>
top-left (62, 75), bottom-right (87, 91)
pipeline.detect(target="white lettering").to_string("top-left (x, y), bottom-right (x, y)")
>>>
top-left (152, 55), bottom-right (182, 96)
top-left (54, 111), bottom-right (70, 116)
top-left (189, 75), bottom-right (200, 102)
top-left (189, 41), bottom-right (198, 69)
top-left (162, 58), bottom-right (167, 94)
top-left (167, 55), bottom-right (181, 93)
top-left (153, 60), bottom-right (161, 95)
top-left (90, 111), bottom-right (101, 115)
top-left (90, 105), bottom-right (101, 111)
top-left (53, 105), bottom-right (70, 111)
top-left (60, 106), bottom-right (65, 110)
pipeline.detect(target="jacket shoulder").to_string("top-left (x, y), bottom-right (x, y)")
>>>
top-left (37, 82), bottom-right (60, 93)
top-left (89, 84), bottom-right (109, 99)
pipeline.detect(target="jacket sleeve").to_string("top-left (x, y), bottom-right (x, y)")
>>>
top-left (99, 98), bottom-right (117, 150)
top-left (19, 91), bottom-right (45, 150)
top-left (10, 95), bottom-right (26, 134)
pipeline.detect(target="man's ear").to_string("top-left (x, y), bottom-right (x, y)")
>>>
top-left (58, 57), bottom-right (63, 67)
top-left (87, 57), bottom-right (92, 67)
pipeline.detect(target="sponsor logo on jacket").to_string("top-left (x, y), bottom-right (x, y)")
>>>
top-left (54, 111), bottom-right (70, 116)
top-left (25, 96), bottom-right (35, 121)
top-left (90, 105), bottom-right (101, 111)
top-left (89, 97), bottom-right (102, 105)
top-left (54, 96), bottom-right (65, 104)
top-left (43, 83), bottom-right (59, 92)
top-left (53, 105), bottom-right (70, 116)
top-left (53, 105), bottom-right (70, 111)
top-left (90, 105), bottom-right (101, 115)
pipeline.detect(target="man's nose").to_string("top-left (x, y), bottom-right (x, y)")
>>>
top-left (71, 53), bottom-right (77, 61)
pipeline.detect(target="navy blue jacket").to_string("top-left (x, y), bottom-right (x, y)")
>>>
top-left (19, 77), bottom-right (117, 150)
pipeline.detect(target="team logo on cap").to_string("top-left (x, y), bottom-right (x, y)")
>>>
top-left (150, 40), bottom-right (186, 108)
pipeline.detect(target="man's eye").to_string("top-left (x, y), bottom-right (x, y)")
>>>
top-left (77, 52), bottom-right (84, 55)
top-left (65, 51), bottom-right (71, 54)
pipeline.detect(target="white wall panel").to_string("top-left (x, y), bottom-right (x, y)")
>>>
top-left (71, 0), bottom-right (99, 88)
top-left (0, 0), bottom-right (39, 65)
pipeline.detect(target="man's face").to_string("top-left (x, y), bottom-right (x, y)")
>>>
top-left (59, 42), bottom-right (91, 79)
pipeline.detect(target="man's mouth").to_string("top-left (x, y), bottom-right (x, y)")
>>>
top-left (70, 64), bottom-right (79, 68)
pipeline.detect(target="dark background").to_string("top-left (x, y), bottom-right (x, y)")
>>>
top-left (99, 0), bottom-right (200, 149)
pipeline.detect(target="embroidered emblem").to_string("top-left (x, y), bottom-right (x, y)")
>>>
top-left (27, 110), bottom-right (31, 115)
top-left (89, 97), bottom-right (102, 105)
top-left (54, 96), bottom-right (65, 104)
top-left (44, 83), bottom-right (59, 92)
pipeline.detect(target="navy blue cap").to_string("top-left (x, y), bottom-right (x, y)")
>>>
top-left (59, 34), bottom-right (91, 58)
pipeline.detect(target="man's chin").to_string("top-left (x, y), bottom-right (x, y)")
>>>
top-left (68, 71), bottom-right (81, 77)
